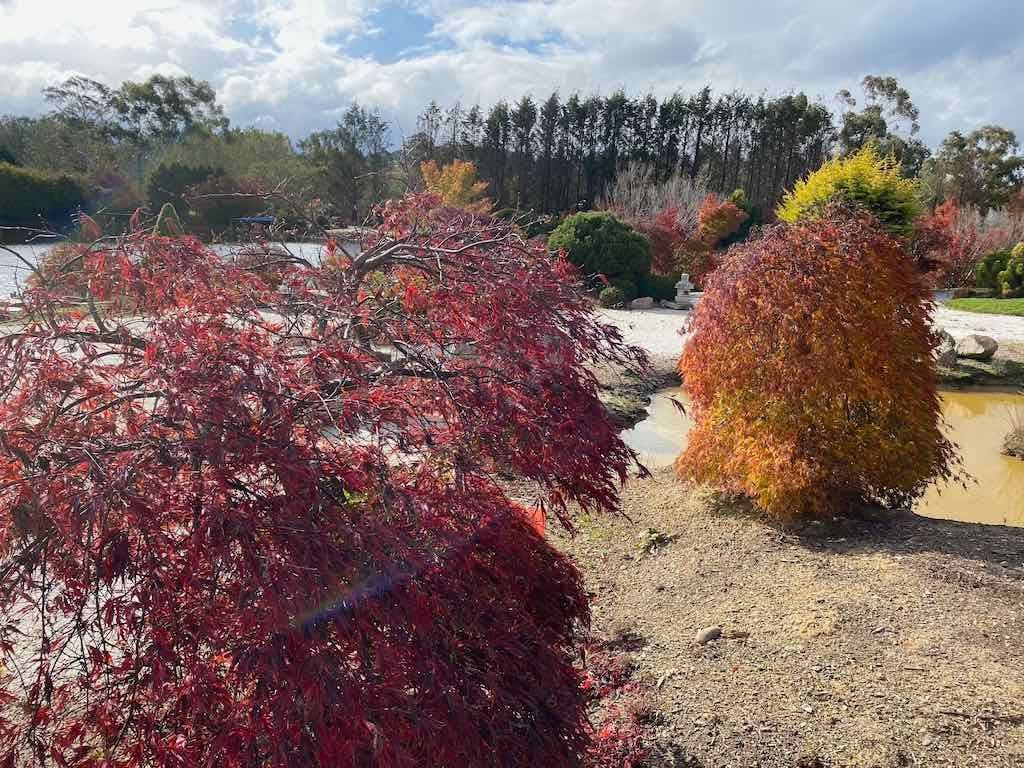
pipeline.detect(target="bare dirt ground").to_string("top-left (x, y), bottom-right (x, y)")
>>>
top-left (550, 471), bottom-right (1024, 767)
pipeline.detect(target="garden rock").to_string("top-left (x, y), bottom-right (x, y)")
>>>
top-left (630, 296), bottom-right (655, 310)
top-left (955, 334), bottom-right (998, 361)
top-left (660, 300), bottom-right (687, 310)
top-left (934, 330), bottom-right (957, 367)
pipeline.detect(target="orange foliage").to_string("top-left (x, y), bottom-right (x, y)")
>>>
top-left (677, 207), bottom-right (958, 519)
top-left (696, 194), bottom-right (747, 247)
top-left (420, 159), bottom-right (491, 213)
top-left (675, 194), bottom-right (748, 285)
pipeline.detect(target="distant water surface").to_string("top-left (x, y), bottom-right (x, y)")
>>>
top-left (0, 242), bottom-right (328, 297)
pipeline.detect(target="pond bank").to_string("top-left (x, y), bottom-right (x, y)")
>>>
top-left (551, 470), bottom-right (1024, 767)
top-left (619, 386), bottom-right (1024, 527)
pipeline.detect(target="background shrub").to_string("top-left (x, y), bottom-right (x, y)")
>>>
top-left (610, 277), bottom-right (638, 302)
top-left (678, 207), bottom-right (957, 519)
top-left (975, 247), bottom-right (1013, 292)
top-left (146, 161), bottom-right (220, 219)
top-left (421, 159), bottom-right (491, 212)
top-left (630, 206), bottom-right (687, 275)
top-left (777, 146), bottom-right (923, 238)
top-left (996, 242), bottom-right (1024, 297)
top-left (720, 188), bottom-right (759, 248)
top-left (599, 285), bottom-right (626, 307)
top-left (188, 174), bottom-right (268, 236)
top-left (698, 193), bottom-right (748, 248)
top-left (548, 212), bottom-right (651, 296)
top-left (0, 162), bottom-right (86, 226)
top-left (640, 272), bottom-right (678, 301)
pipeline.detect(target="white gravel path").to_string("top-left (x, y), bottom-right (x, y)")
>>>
top-left (600, 305), bottom-right (1024, 360)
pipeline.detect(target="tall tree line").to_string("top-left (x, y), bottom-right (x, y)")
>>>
top-left (3, 72), bottom-right (1021, 230)
top-left (402, 88), bottom-right (837, 214)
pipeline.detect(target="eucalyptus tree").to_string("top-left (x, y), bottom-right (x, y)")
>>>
top-left (924, 126), bottom-right (1024, 213)
top-left (837, 75), bottom-right (930, 177)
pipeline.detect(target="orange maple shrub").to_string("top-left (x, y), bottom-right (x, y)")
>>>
top-left (677, 206), bottom-right (958, 519)
top-left (420, 159), bottom-right (491, 213)
top-left (676, 194), bottom-right (748, 286)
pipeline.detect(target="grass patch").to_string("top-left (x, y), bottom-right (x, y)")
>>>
top-left (1006, 406), bottom-right (1024, 459)
top-left (945, 297), bottom-right (1024, 317)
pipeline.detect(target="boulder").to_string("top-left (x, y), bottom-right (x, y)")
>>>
top-left (659, 300), bottom-right (687, 310)
top-left (934, 330), bottom-right (957, 367)
top-left (694, 626), bottom-right (722, 645)
top-left (629, 296), bottom-right (655, 310)
top-left (955, 334), bottom-right (998, 361)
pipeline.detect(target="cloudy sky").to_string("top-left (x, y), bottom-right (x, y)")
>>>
top-left (2, 0), bottom-right (1022, 148)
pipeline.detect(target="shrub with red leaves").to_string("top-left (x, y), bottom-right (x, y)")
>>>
top-left (587, 711), bottom-right (650, 768)
top-left (0, 194), bottom-right (646, 767)
top-left (632, 206), bottom-right (687, 276)
top-left (912, 199), bottom-right (1015, 289)
top-left (581, 641), bottom-right (652, 768)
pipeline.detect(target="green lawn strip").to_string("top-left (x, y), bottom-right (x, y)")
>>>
top-left (945, 298), bottom-right (1024, 317)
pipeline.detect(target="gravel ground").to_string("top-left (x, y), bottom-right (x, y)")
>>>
top-left (584, 305), bottom-right (1024, 766)
top-left (552, 471), bottom-right (1024, 767)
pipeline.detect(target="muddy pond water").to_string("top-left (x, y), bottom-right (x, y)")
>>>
top-left (621, 387), bottom-right (1024, 527)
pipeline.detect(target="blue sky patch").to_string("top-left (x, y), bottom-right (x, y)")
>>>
top-left (344, 2), bottom-right (441, 64)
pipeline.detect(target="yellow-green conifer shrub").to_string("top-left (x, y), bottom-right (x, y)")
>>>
top-left (777, 146), bottom-right (922, 238)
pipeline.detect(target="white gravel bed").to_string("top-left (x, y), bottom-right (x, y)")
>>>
top-left (600, 305), bottom-right (1024, 360)
top-left (931, 305), bottom-right (1024, 343)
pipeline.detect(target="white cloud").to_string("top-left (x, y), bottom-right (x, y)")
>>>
top-left (1, 0), bottom-right (1022, 148)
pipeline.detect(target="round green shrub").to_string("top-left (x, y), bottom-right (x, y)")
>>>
top-left (146, 161), bottom-right (221, 220)
top-left (548, 212), bottom-right (650, 293)
top-left (641, 272), bottom-right (679, 301)
top-left (598, 285), bottom-right (626, 308)
top-left (996, 242), bottom-right (1024, 298)
top-left (976, 247), bottom-right (1013, 292)
top-left (611, 278), bottom-right (638, 302)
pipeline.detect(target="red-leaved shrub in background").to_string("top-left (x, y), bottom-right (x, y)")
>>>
top-left (912, 199), bottom-right (1020, 289)
top-left (678, 206), bottom-right (958, 519)
top-left (911, 198), bottom-right (960, 277)
top-left (632, 205), bottom-right (686, 275)
top-left (0, 194), bottom-right (647, 767)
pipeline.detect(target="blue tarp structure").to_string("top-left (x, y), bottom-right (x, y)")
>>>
top-left (234, 215), bottom-right (275, 225)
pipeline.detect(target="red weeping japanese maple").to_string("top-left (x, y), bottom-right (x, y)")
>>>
top-left (0, 195), bottom-right (647, 767)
